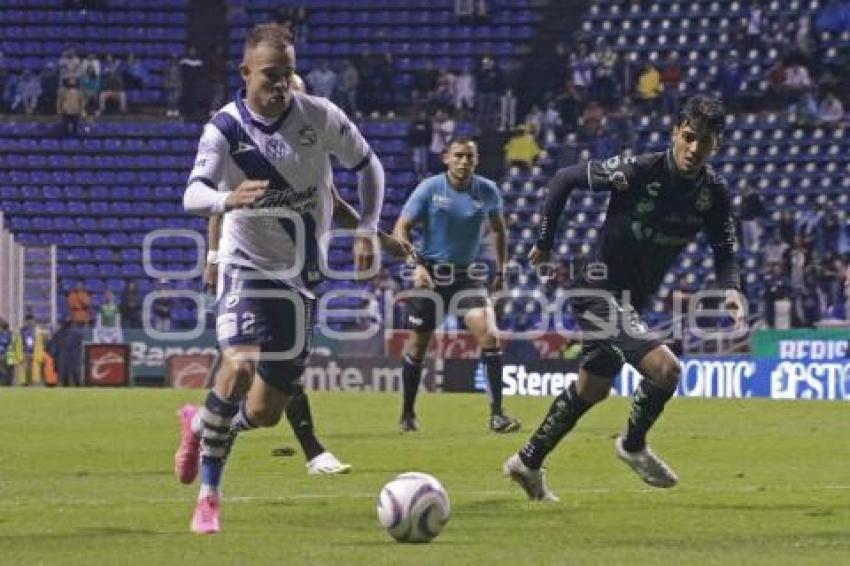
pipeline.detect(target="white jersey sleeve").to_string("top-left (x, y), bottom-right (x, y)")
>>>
top-left (183, 124), bottom-right (230, 215)
top-left (317, 100), bottom-right (385, 232)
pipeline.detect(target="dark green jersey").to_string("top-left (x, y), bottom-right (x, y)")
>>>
top-left (537, 150), bottom-right (739, 310)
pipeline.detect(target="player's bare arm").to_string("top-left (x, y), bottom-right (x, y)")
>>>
top-left (393, 215), bottom-right (433, 289)
top-left (330, 186), bottom-right (413, 260)
top-left (490, 214), bottom-right (508, 291)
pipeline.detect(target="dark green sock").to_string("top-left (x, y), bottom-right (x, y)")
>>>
top-left (285, 386), bottom-right (325, 461)
top-left (622, 379), bottom-right (675, 452)
top-left (519, 382), bottom-right (593, 469)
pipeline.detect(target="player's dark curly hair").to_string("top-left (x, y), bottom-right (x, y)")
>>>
top-left (675, 95), bottom-right (726, 138)
top-left (244, 23), bottom-right (293, 53)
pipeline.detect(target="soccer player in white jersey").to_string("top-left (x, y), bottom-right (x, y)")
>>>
top-left (179, 24), bottom-right (385, 534)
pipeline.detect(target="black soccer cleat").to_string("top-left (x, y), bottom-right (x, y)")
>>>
top-left (399, 413), bottom-right (418, 433)
top-left (490, 413), bottom-right (521, 433)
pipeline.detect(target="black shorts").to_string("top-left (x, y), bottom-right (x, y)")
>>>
top-left (571, 292), bottom-right (663, 378)
top-left (216, 265), bottom-right (314, 392)
top-left (406, 269), bottom-right (489, 333)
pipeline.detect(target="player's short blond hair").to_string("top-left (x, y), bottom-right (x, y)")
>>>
top-left (243, 23), bottom-right (293, 54)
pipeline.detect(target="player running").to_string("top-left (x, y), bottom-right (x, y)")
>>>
top-left (179, 24), bottom-right (385, 533)
top-left (504, 95), bottom-right (746, 501)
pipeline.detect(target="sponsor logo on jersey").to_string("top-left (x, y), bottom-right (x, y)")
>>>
top-left (645, 181), bottom-right (661, 196)
top-left (609, 170), bottom-right (628, 190)
top-left (233, 141), bottom-right (254, 154)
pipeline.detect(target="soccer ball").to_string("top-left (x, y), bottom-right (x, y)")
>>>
top-left (376, 472), bottom-right (450, 543)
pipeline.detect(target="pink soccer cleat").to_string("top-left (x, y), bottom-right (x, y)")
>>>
top-left (190, 494), bottom-right (221, 534)
top-left (174, 404), bottom-right (201, 484)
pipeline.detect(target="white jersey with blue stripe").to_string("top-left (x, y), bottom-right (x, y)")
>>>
top-left (187, 90), bottom-right (374, 293)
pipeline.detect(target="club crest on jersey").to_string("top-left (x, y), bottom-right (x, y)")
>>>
top-left (265, 137), bottom-right (291, 160)
top-left (695, 187), bottom-right (712, 211)
top-left (645, 182), bottom-right (661, 197)
top-left (297, 126), bottom-right (317, 146)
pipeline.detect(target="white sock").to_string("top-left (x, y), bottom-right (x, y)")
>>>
top-left (198, 484), bottom-right (221, 500)
top-left (191, 410), bottom-right (203, 436)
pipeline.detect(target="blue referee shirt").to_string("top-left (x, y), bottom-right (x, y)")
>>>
top-left (400, 173), bottom-right (503, 266)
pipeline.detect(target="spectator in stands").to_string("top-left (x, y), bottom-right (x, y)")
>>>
top-left (79, 65), bottom-right (100, 115)
top-left (763, 261), bottom-right (792, 328)
top-left (163, 54), bottom-right (182, 118)
top-left (0, 319), bottom-right (11, 386)
top-left (475, 55), bottom-right (504, 130)
top-left (743, 0), bottom-right (765, 51)
top-left (13, 70), bottom-right (41, 115)
top-left (123, 53), bottom-right (148, 91)
top-left (609, 95), bottom-right (637, 148)
top-left (793, 272), bottom-right (825, 327)
top-left (152, 280), bottom-right (171, 332)
top-left (635, 61), bottom-right (663, 115)
top-left (307, 62), bottom-right (337, 100)
top-left (590, 39), bottom-right (619, 107)
top-left (789, 90), bottom-right (819, 126)
top-left (336, 59), bottom-right (359, 116)
top-left (764, 231), bottom-right (790, 266)
top-left (715, 54), bottom-right (746, 112)
top-left (353, 48), bottom-right (375, 112)
top-left (94, 290), bottom-right (123, 343)
top-left (179, 47), bottom-right (205, 122)
top-left (374, 53), bottom-right (397, 114)
top-left (413, 59), bottom-right (440, 109)
top-left (120, 280), bottom-right (142, 328)
top-left (2, 71), bottom-right (19, 113)
top-left (433, 69), bottom-right (457, 112)
top-left (569, 44), bottom-right (594, 97)
top-left (783, 60), bottom-right (813, 103)
top-left (408, 109), bottom-right (433, 177)
top-left (818, 91), bottom-right (844, 125)
top-left (67, 280), bottom-right (92, 326)
top-left (765, 58), bottom-right (788, 108)
top-left (556, 79), bottom-right (582, 134)
top-left (795, 14), bottom-right (814, 55)
top-left (819, 210), bottom-right (842, 256)
top-left (98, 55), bottom-right (127, 115)
top-left (777, 209), bottom-right (796, 245)
top-left (579, 99), bottom-right (605, 138)
top-left (429, 108), bottom-right (455, 169)
top-left (81, 53), bottom-right (100, 78)
top-left (273, 5), bottom-right (308, 43)
top-left (56, 77), bottom-right (86, 137)
top-left (524, 104), bottom-right (543, 141)
top-left (588, 123), bottom-right (617, 159)
top-left (14, 314), bottom-right (43, 386)
top-left (660, 52), bottom-right (682, 116)
top-left (820, 253), bottom-right (846, 312)
top-left (39, 61), bottom-right (60, 114)
top-left (740, 183), bottom-right (767, 252)
top-left (539, 100), bottom-right (562, 146)
top-left (206, 46), bottom-right (229, 113)
top-left (789, 235), bottom-right (808, 290)
top-left (58, 47), bottom-right (82, 83)
top-left (503, 124), bottom-right (541, 171)
top-left (455, 63), bottom-right (475, 116)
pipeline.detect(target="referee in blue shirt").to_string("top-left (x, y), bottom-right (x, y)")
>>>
top-left (393, 137), bottom-right (520, 433)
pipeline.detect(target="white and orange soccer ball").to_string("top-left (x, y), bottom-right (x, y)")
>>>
top-left (376, 472), bottom-right (450, 543)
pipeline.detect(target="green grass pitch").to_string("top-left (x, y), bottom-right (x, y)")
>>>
top-left (1, 389), bottom-right (848, 565)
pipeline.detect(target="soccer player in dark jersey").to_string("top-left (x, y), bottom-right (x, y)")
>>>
top-left (504, 95), bottom-right (746, 501)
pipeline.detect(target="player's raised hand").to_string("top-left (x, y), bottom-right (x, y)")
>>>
top-left (225, 180), bottom-right (268, 210)
top-left (724, 289), bottom-right (747, 331)
top-left (528, 245), bottom-right (550, 266)
top-left (353, 234), bottom-right (376, 272)
top-left (379, 232), bottom-right (415, 260)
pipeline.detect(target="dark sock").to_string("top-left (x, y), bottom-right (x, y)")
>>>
top-left (285, 386), bottom-right (325, 461)
top-left (481, 347), bottom-right (504, 415)
top-left (519, 382), bottom-right (593, 470)
top-left (199, 391), bottom-right (240, 492)
top-left (622, 379), bottom-right (675, 453)
top-left (401, 354), bottom-right (423, 417)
